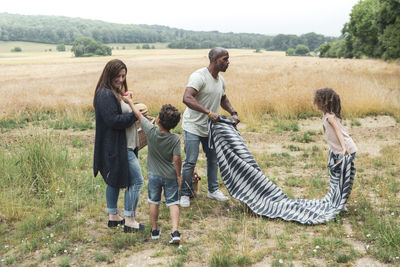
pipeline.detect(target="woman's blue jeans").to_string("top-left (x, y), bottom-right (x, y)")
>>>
top-left (181, 130), bottom-right (219, 197)
top-left (106, 150), bottom-right (144, 217)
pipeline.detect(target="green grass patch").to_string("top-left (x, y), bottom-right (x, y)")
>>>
top-left (272, 120), bottom-right (299, 133)
top-left (291, 131), bottom-right (316, 143)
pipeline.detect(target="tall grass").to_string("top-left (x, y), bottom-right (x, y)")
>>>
top-left (17, 133), bottom-right (70, 195)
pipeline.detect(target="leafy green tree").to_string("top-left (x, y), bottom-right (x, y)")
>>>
top-left (381, 22), bottom-right (400, 59)
top-left (318, 43), bottom-right (331, 57)
top-left (295, 44), bottom-right (310, 56)
top-left (378, 0), bottom-right (400, 59)
top-left (142, 44), bottom-right (150, 49)
top-left (346, 0), bottom-right (381, 57)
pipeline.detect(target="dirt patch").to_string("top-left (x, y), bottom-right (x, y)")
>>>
top-left (355, 256), bottom-right (389, 267)
top-left (121, 249), bottom-right (175, 267)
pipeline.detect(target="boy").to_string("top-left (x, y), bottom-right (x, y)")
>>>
top-left (122, 96), bottom-right (182, 244)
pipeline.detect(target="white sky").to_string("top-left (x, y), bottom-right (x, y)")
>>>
top-left (1, 0), bottom-right (360, 36)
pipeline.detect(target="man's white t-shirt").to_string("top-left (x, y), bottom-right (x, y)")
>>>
top-left (182, 67), bottom-right (226, 137)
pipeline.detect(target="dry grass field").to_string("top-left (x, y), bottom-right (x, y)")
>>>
top-left (0, 44), bottom-right (400, 266)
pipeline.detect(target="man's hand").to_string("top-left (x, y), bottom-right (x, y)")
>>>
top-left (232, 114), bottom-right (240, 125)
top-left (208, 112), bottom-right (220, 122)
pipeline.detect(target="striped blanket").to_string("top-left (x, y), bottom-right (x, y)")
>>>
top-left (208, 116), bottom-right (356, 224)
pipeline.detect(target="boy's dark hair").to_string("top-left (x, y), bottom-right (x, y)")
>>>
top-left (158, 104), bottom-right (181, 131)
top-left (314, 87), bottom-right (342, 119)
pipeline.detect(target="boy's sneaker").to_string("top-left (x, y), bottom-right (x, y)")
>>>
top-left (169, 230), bottom-right (181, 245)
top-left (207, 189), bottom-right (228, 201)
top-left (180, 196), bottom-right (190, 207)
top-left (151, 229), bottom-right (161, 240)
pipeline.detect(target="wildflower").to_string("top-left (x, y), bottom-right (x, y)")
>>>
top-left (4, 245), bottom-right (8, 248)
top-left (366, 234), bottom-right (371, 238)
top-left (366, 245), bottom-right (370, 250)
top-left (279, 259), bottom-right (283, 264)
top-left (50, 233), bottom-right (54, 238)
top-left (313, 249), bottom-right (317, 253)
top-left (391, 212), bottom-right (394, 216)
top-left (315, 245), bottom-right (320, 249)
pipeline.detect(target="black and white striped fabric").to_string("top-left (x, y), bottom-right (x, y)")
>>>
top-left (208, 116), bottom-right (356, 224)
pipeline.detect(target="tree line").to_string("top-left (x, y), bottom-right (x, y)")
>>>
top-left (319, 0), bottom-right (400, 60)
top-left (0, 13), bottom-right (335, 52)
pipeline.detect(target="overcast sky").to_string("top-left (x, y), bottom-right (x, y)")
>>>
top-left (1, 0), bottom-right (360, 37)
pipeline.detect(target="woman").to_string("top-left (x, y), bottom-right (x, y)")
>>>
top-left (93, 59), bottom-right (144, 232)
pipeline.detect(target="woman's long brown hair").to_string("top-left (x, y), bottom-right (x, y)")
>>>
top-left (93, 59), bottom-right (128, 106)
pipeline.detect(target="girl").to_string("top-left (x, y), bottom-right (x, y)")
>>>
top-left (93, 59), bottom-right (144, 232)
top-left (314, 88), bottom-right (357, 211)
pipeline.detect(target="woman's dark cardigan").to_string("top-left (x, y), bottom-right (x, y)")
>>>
top-left (93, 88), bottom-right (137, 188)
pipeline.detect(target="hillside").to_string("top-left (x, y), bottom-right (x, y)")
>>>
top-left (0, 13), bottom-right (336, 50)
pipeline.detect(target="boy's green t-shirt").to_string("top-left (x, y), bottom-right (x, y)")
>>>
top-left (141, 118), bottom-right (181, 180)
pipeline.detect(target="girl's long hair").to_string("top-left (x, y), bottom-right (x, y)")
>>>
top-left (313, 88), bottom-right (342, 119)
top-left (93, 59), bottom-right (128, 106)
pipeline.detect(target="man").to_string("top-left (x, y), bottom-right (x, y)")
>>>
top-left (180, 47), bottom-right (240, 207)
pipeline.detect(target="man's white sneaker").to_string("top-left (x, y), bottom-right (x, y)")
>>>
top-left (180, 196), bottom-right (190, 207)
top-left (207, 189), bottom-right (228, 201)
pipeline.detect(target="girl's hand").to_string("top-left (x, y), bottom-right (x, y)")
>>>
top-left (122, 95), bottom-right (133, 104)
top-left (341, 148), bottom-right (348, 156)
top-left (123, 91), bottom-right (133, 98)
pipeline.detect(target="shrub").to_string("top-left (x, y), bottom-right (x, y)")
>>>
top-left (286, 48), bottom-right (295, 56)
top-left (71, 37), bottom-right (111, 57)
top-left (11, 46), bottom-right (22, 52)
top-left (295, 44), bottom-right (310, 56)
top-left (56, 43), bottom-right (66, 51)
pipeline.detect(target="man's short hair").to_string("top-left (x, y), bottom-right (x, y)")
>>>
top-left (208, 47), bottom-right (227, 62)
top-left (158, 104), bottom-right (181, 131)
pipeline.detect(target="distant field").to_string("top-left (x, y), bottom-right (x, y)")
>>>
top-left (0, 46), bottom-right (399, 121)
top-left (0, 41), bottom-right (168, 54)
top-left (0, 41), bottom-right (72, 53)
